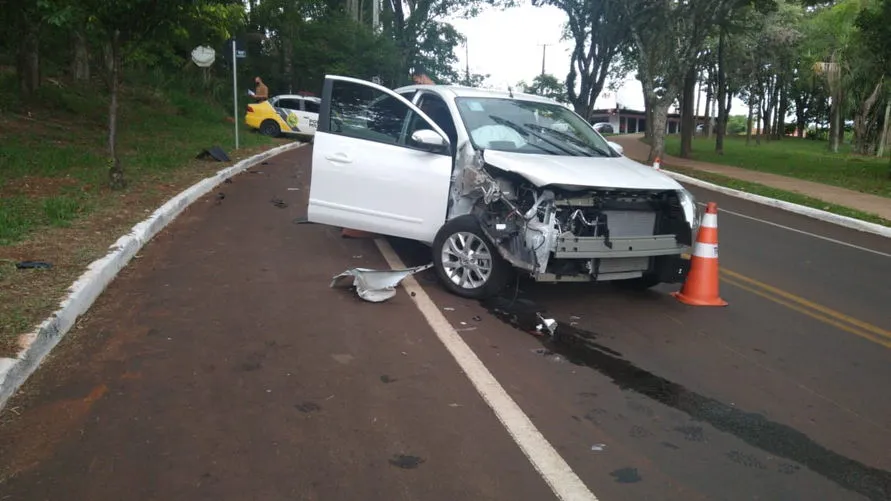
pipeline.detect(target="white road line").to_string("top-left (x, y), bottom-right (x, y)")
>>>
top-left (374, 238), bottom-right (599, 501)
top-left (697, 202), bottom-right (891, 258)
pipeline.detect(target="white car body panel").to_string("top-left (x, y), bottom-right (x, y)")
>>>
top-left (307, 76), bottom-right (452, 244)
top-left (481, 150), bottom-right (684, 191)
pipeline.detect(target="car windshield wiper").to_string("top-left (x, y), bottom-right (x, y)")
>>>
top-left (488, 115), bottom-right (583, 156)
top-left (523, 123), bottom-right (610, 157)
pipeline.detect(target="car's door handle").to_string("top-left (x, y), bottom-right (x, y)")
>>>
top-left (325, 153), bottom-right (352, 164)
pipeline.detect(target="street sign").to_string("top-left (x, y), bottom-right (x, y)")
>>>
top-left (236, 50), bottom-right (247, 59)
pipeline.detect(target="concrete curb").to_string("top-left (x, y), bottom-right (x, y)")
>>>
top-left (664, 170), bottom-right (891, 239)
top-left (0, 140), bottom-right (304, 411)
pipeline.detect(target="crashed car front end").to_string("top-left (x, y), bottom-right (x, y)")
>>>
top-left (448, 142), bottom-right (700, 284)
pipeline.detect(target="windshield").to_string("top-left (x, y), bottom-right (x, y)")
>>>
top-left (454, 97), bottom-right (615, 157)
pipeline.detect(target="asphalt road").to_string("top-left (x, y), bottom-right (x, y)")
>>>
top-left (1, 145), bottom-right (889, 501)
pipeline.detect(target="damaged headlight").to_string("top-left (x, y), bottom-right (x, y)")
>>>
top-left (678, 188), bottom-right (700, 236)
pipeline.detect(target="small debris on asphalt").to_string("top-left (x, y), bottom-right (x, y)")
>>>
top-left (443, 307), bottom-right (455, 311)
top-left (224, 178), bottom-right (233, 184)
top-left (456, 326), bottom-right (477, 332)
top-left (535, 313), bottom-right (558, 337)
top-left (292, 217), bottom-right (314, 225)
top-left (448, 403), bottom-right (462, 407)
top-left (389, 454), bottom-right (425, 469)
top-left (472, 316), bottom-right (482, 322)
top-left (270, 198), bottom-right (288, 208)
top-left (216, 192), bottom-right (226, 200)
top-left (287, 187), bottom-right (300, 191)
top-left (261, 161), bottom-right (269, 165)
top-left (410, 291), bottom-right (416, 297)
top-left (591, 443), bottom-right (606, 452)
top-left (16, 261), bottom-right (53, 270)
top-left (460, 321), bottom-right (467, 325)
top-left (570, 315), bottom-right (581, 321)
top-left (352, 255), bottom-right (363, 259)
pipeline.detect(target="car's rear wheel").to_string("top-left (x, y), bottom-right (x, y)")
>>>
top-left (432, 216), bottom-right (511, 299)
top-left (260, 119), bottom-right (281, 137)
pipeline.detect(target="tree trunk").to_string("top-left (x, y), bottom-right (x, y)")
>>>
top-left (680, 66), bottom-right (696, 158)
top-left (649, 102), bottom-right (670, 164)
top-left (715, 29), bottom-right (727, 155)
top-left (746, 98), bottom-right (754, 146)
top-left (776, 82), bottom-right (788, 140)
top-left (853, 80), bottom-right (883, 155)
top-left (107, 30), bottom-right (126, 190)
top-left (17, 24), bottom-right (40, 95)
top-left (694, 77), bottom-right (702, 134)
top-left (644, 96), bottom-right (654, 140)
top-left (704, 82), bottom-right (712, 139)
top-left (71, 30), bottom-right (90, 82)
top-left (878, 101), bottom-right (890, 158)
top-left (756, 104), bottom-right (762, 146)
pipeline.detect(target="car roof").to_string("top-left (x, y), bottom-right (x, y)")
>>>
top-left (394, 84), bottom-right (561, 105)
top-left (273, 94), bottom-right (321, 102)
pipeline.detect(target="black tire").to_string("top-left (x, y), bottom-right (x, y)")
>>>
top-left (259, 119), bottom-right (281, 137)
top-left (612, 274), bottom-right (661, 291)
top-left (432, 215), bottom-right (512, 299)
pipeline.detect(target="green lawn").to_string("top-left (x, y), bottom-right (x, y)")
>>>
top-left (0, 71), bottom-right (284, 357)
top-left (663, 135), bottom-right (891, 199)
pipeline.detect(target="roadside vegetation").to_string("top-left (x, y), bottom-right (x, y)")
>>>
top-left (663, 164), bottom-right (891, 228)
top-left (663, 135), bottom-right (891, 199)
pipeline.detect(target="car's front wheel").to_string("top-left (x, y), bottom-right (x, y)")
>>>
top-left (432, 216), bottom-right (511, 299)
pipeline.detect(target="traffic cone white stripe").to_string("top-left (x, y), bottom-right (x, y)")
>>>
top-left (693, 242), bottom-right (719, 259)
top-left (701, 213), bottom-right (718, 228)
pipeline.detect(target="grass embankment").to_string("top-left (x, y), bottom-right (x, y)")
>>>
top-left (0, 72), bottom-right (286, 357)
top-left (663, 135), bottom-right (891, 199)
top-left (663, 164), bottom-right (891, 228)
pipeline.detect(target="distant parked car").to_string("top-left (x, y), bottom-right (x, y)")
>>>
top-left (592, 122), bottom-right (615, 134)
top-left (245, 94), bottom-right (321, 138)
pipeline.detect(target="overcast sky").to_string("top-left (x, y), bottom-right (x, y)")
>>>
top-left (446, 4), bottom-right (747, 116)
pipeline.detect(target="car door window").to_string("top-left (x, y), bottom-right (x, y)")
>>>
top-left (303, 100), bottom-right (320, 114)
top-left (413, 94), bottom-right (457, 146)
top-left (329, 80), bottom-right (430, 147)
top-left (277, 99), bottom-right (299, 111)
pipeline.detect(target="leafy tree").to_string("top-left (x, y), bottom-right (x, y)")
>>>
top-left (531, 0), bottom-right (629, 119)
top-left (518, 73), bottom-right (569, 103)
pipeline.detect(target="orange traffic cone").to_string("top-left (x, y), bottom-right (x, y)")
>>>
top-left (671, 202), bottom-right (728, 306)
top-left (341, 228), bottom-right (378, 239)
top-left (653, 156), bottom-right (662, 170)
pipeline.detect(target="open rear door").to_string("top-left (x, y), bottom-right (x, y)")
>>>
top-left (307, 76), bottom-right (453, 244)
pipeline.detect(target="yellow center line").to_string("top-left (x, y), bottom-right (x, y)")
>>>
top-left (718, 270), bottom-right (891, 349)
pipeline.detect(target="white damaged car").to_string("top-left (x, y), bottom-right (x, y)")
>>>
top-left (307, 76), bottom-right (701, 298)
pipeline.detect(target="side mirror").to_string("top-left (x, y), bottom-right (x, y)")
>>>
top-left (608, 141), bottom-right (624, 156)
top-left (411, 129), bottom-right (449, 152)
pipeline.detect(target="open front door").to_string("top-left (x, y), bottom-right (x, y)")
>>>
top-left (307, 76), bottom-right (453, 244)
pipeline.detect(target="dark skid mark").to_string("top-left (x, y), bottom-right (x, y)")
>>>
top-left (661, 442), bottom-right (680, 450)
top-left (479, 293), bottom-right (891, 501)
top-left (610, 467), bottom-right (642, 484)
top-left (380, 375), bottom-right (396, 384)
top-left (295, 402), bottom-right (321, 413)
top-left (674, 425), bottom-right (706, 443)
top-left (389, 454), bottom-right (425, 469)
top-left (726, 450), bottom-right (767, 470)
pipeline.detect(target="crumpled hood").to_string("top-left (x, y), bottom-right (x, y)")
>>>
top-left (482, 150), bottom-right (684, 191)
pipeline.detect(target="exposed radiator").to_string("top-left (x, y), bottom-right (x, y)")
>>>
top-left (603, 210), bottom-right (657, 237)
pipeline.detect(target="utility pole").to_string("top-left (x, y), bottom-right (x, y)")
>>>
top-left (372, 0), bottom-right (379, 31)
top-left (539, 43), bottom-right (550, 76)
top-left (465, 42), bottom-right (470, 86)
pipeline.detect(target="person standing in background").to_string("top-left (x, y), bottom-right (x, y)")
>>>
top-left (252, 77), bottom-right (269, 101)
top-left (412, 66), bottom-right (434, 85)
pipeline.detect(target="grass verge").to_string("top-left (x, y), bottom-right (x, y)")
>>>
top-left (664, 164), bottom-right (891, 228)
top-left (0, 71), bottom-right (287, 357)
top-left (663, 135), bottom-right (891, 199)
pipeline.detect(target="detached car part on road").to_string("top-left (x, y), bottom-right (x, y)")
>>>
top-left (307, 76), bottom-right (701, 299)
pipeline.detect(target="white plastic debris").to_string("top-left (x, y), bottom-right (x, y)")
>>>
top-left (591, 443), bottom-right (606, 452)
top-left (535, 313), bottom-right (558, 336)
top-left (330, 263), bottom-right (433, 303)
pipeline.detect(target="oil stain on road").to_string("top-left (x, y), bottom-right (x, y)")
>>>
top-left (481, 295), bottom-right (891, 501)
